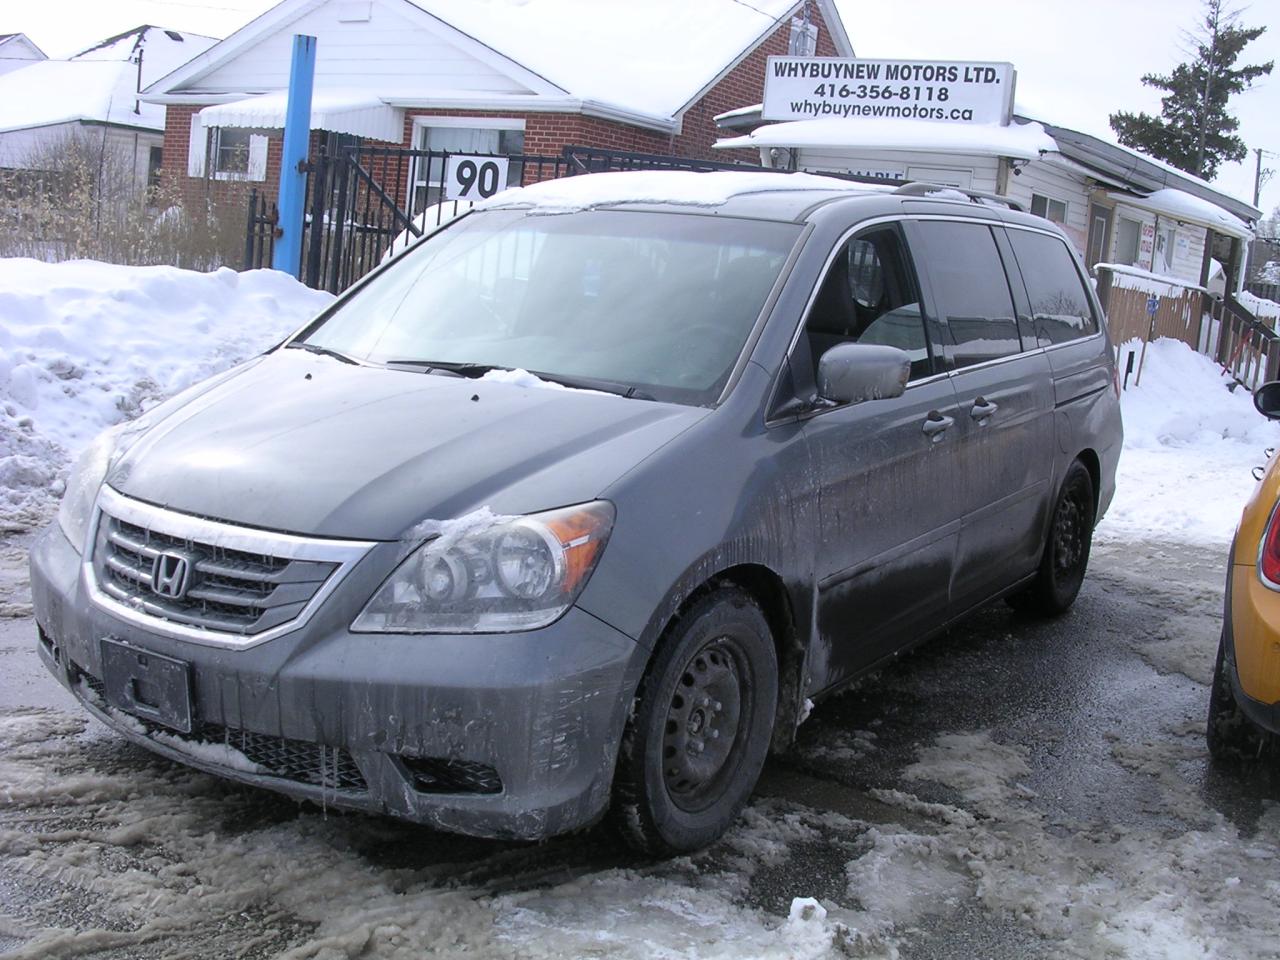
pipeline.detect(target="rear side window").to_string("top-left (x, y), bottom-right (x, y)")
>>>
top-left (1006, 229), bottom-right (1099, 347)
top-left (911, 221), bottom-right (1022, 369)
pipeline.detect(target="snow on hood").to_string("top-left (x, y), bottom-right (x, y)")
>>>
top-left (479, 170), bottom-right (881, 213)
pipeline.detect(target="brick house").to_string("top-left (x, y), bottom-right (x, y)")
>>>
top-left (142, 0), bottom-right (851, 214)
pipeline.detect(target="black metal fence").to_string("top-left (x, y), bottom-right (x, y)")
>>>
top-left (242, 188), bottom-right (277, 274)
top-left (244, 145), bottom-right (782, 292)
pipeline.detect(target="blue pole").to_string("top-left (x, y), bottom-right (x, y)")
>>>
top-left (272, 34), bottom-right (317, 277)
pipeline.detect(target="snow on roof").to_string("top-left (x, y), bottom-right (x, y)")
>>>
top-left (714, 103), bottom-right (764, 123)
top-left (478, 169), bottom-right (882, 212)
top-left (1108, 188), bottom-right (1254, 240)
top-left (198, 90), bottom-right (402, 141)
top-left (71, 25), bottom-right (218, 90)
top-left (714, 117), bottom-right (1057, 161)
top-left (0, 60), bottom-right (154, 133)
top-left (0, 27), bottom-right (217, 135)
top-left (404, 0), bottom-right (800, 120)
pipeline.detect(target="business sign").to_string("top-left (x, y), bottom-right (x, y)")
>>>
top-left (444, 155), bottom-right (510, 201)
top-left (763, 58), bottom-right (1016, 125)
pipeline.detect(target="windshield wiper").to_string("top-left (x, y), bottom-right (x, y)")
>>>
top-left (285, 341), bottom-right (359, 365)
top-left (383, 360), bottom-right (655, 400)
top-left (530, 370), bottom-right (656, 401)
top-left (381, 359), bottom-right (510, 378)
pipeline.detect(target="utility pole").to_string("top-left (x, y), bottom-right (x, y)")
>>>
top-left (1255, 147), bottom-right (1274, 208)
top-left (272, 35), bottom-right (317, 279)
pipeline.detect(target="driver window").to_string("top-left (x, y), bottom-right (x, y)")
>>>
top-left (805, 226), bottom-right (935, 381)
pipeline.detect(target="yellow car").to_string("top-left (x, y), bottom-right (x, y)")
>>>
top-left (1209, 381), bottom-right (1280, 758)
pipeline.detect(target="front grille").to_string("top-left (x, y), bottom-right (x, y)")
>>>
top-left (200, 724), bottom-right (368, 791)
top-left (73, 664), bottom-right (366, 791)
top-left (93, 504), bottom-right (341, 637)
top-left (401, 756), bottom-right (503, 795)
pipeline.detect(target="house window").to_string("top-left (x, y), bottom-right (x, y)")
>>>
top-left (187, 117), bottom-right (269, 181)
top-left (1030, 193), bottom-right (1067, 225)
top-left (214, 128), bottom-right (254, 175)
top-left (409, 118), bottom-right (525, 214)
top-left (788, 16), bottom-right (818, 56)
top-left (1114, 217), bottom-right (1141, 266)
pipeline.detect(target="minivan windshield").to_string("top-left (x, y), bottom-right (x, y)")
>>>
top-left (297, 209), bottom-right (802, 405)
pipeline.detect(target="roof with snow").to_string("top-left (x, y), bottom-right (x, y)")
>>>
top-left (144, 0), bottom-right (853, 129)
top-left (714, 117), bottom-right (1057, 161)
top-left (403, 0), bottom-right (844, 119)
top-left (0, 32), bottom-right (46, 57)
top-left (1023, 117), bottom-right (1260, 224)
top-left (0, 26), bottom-right (217, 135)
top-left (1106, 187), bottom-right (1254, 240)
top-left (711, 103), bottom-right (1258, 229)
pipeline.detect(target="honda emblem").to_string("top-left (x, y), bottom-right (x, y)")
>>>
top-left (151, 552), bottom-right (193, 600)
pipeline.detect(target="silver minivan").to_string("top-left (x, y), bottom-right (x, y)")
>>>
top-left (31, 172), bottom-right (1122, 854)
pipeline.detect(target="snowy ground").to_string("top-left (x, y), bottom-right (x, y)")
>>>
top-left (4, 261), bottom-right (1280, 957)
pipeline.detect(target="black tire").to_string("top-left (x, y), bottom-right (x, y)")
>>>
top-left (1008, 459), bottom-right (1095, 617)
top-left (1207, 631), bottom-right (1269, 761)
top-left (611, 587), bottom-right (777, 856)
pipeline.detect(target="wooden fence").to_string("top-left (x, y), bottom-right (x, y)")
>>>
top-left (1097, 264), bottom-right (1280, 390)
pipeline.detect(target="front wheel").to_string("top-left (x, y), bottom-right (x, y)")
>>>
top-left (1008, 459), bottom-right (1095, 617)
top-left (1207, 631), bottom-right (1269, 761)
top-left (611, 587), bottom-right (777, 856)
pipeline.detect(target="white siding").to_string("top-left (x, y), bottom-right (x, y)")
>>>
top-left (1167, 222), bottom-right (1207, 285)
top-left (792, 147), bottom-right (1000, 194)
top-left (188, 0), bottom-right (533, 95)
top-left (0, 122), bottom-right (158, 190)
top-left (1003, 158), bottom-right (1090, 256)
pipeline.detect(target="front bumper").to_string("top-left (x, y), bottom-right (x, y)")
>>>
top-left (30, 521), bottom-right (645, 841)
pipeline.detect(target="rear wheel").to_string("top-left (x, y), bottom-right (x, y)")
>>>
top-left (611, 587), bottom-right (777, 856)
top-left (1207, 631), bottom-right (1269, 761)
top-left (1008, 459), bottom-right (1095, 617)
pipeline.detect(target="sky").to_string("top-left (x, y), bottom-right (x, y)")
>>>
top-left (4, 0), bottom-right (1279, 213)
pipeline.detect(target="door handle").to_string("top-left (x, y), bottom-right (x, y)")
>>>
top-left (970, 397), bottom-right (999, 422)
top-left (922, 411), bottom-right (954, 440)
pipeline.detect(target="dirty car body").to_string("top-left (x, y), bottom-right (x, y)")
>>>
top-left (31, 172), bottom-right (1122, 851)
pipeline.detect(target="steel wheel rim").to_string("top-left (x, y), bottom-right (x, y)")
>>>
top-left (661, 636), bottom-right (748, 813)
top-left (1053, 486), bottom-right (1086, 578)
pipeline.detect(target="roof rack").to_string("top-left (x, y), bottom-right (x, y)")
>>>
top-left (892, 182), bottom-right (1025, 213)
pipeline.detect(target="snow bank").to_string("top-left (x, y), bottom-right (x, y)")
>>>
top-left (1100, 337), bottom-right (1280, 545)
top-left (0, 259), bottom-right (333, 529)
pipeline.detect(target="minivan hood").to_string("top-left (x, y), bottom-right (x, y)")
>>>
top-left (109, 350), bottom-right (707, 540)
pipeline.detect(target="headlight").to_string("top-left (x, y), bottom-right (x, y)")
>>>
top-left (352, 501), bottom-right (615, 633)
top-left (57, 426), bottom-right (122, 551)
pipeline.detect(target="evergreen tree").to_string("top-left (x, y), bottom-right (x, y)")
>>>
top-left (1109, 0), bottom-right (1272, 180)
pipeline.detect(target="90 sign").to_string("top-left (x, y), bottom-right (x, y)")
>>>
top-left (444, 155), bottom-right (510, 201)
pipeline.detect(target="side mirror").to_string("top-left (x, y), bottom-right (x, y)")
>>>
top-left (817, 343), bottom-right (911, 406)
top-left (1255, 381), bottom-right (1280, 420)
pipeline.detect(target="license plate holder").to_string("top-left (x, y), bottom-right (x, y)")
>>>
top-left (100, 639), bottom-right (193, 734)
